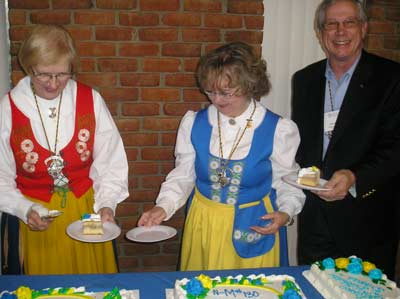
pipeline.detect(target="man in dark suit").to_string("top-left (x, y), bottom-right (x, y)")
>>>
top-left (292, 0), bottom-right (400, 279)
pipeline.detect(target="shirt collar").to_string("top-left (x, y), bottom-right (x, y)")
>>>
top-left (325, 53), bottom-right (361, 84)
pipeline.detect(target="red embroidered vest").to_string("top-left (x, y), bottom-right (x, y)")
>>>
top-left (10, 82), bottom-right (95, 202)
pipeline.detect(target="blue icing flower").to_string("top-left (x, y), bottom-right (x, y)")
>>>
top-left (369, 268), bottom-right (383, 280)
top-left (349, 257), bottom-right (362, 264)
top-left (347, 261), bottom-right (363, 274)
top-left (282, 289), bottom-right (301, 299)
top-left (322, 258), bottom-right (335, 269)
top-left (0, 293), bottom-right (17, 299)
top-left (186, 278), bottom-right (205, 296)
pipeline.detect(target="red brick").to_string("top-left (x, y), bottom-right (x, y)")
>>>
top-left (164, 103), bottom-right (203, 116)
top-left (162, 43), bottom-right (201, 57)
top-left (129, 162), bottom-right (159, 174)
top-left (119, 43), bottom-right (159, 57)
top-left (122, 134), bottom-right (158, 146)
top-left (122, 103), bottom-right (160, 116)
top-left (125, 148), bottom-right (139, 161)
top-left (163, 243), bottom-right (181, 254)
top-left (245, 15), bottom-right (264, 29)
top-left (122, 243), bottom-right (160, 255)
top-left (205, 14), bottom-right (243, 28)
top-left (160, 161), bottom-right (175, 174)
top-left (98, 58), bottom-right (138, 72)
top-left (184, 0), bottom-right (222, 12)
top-left (162, 13), bottom-right (201, 26)
top-left (119, 12), bottom-right (159, 26)
top-left (76, 73), bottom-right (117, 87)
top-left (76, 42), bottom-right (116, 56)
top-left (368, 21), bottom-right (396, 34)
top-left (182, 28), bottom-right (220, 42)
top-left (96, 27), bottom-right (135, 41)
top-left (117, 257), bottom-right (139, 269)
top-left (184, 58), bottom-right (200, 72)
top-left (139, 28), bottom-right (178, 41)
top-left (96, 0), bottom-right (137, 9)
top-left (67, 26), bottom-right (92, 40)
top-left (130, 190), bottom-right (159, 202)
top-left (165, 73), bottom-right (196, 87)
top-left (53, 0), bottom-right (92, 9)
top-left (9, 26), bottom-right (31, 41)
top-left (142, 176), bottom-right (166, 188)
top-left (143, 117), bottom-right (181, 130)
top-left (143, 58), bottom-right (181, 72)
top-left (78, 58), bottom-right (96, 72)
top-left (9, 0), bottom-right (49, 9)
top-left (120, 73), bottom-right (160, 87)
top-left (228, 1), bottom-right (264, 15)
top-left (387, 8), bottom-right (400, 22)
top-left (142, 148), bottom-right (174, 160)
top-left (30, 11), bottom-right (71, 24)
top-left (142, 255), bottom-right (178, 267)
top-left (141, 88), bottom-right (180, 101)
top-left (74, 12), bottom-right (115, 25)
top-left (161, 132), bottom-right (177, 146)
top-left (115, 119), bottom-right (141, 132)
top-left (225, 31), bottom-right (263, 44)
top-left (384, 35), bottom-right (400, 49)
top-left (8, 11), bottom-right (26, 25)
top-left (140, 0), bottom-right (179, 11)
top-left (116, 203), bottom-right (139, 217)
top-left (368, 7), bottom-right (385, 20)
top-left (183, 89), bottom-right (209, 102)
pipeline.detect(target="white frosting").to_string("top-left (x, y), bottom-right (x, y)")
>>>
top-left (303, 264), bottom-right (400, 299)
top-left (174, 274), bottom-right (305, 299)
top-left (298, 167), bottom-right (318, 177)
top-left (81, 214), bottom-right (101, 222)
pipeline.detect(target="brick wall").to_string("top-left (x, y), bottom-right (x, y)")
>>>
top-left (366, 0), bottom-right (400, 62)
top-left (7, 0), bottom-right (264, 272)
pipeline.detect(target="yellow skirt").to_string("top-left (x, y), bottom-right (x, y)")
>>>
top-left (180, 190), bottom-right (280, 271)
top-left (20, 188), bottom-right (117, 275)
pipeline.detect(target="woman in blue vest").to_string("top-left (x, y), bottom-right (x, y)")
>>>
top-left (138, 42), bottom-right (305, 270)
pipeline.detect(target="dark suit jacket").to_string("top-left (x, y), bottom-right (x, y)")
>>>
top-left (291, 50), bottom-right (400, 269)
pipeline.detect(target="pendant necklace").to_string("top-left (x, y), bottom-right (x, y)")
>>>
top-left (32, 84), bottom-right (69, 207)
top-left (216, 100), bottom-right (256, 188)
top-left (327, 80), bottom-right (334, 139)
top-left (48, 107), bottom-right (57, 119)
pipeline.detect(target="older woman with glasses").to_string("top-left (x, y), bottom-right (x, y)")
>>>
top-left (138, 42), bottom-right (305, 270)
top-left (0, 24), bottom-right (129, 274)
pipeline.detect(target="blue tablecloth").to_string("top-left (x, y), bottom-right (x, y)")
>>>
top-left (0, 266), bottom-right (323, 299)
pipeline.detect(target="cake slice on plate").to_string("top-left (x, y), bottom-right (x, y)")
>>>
top-left (297, 166), bottom-right (320, 187)
top-left (81, 213), bottom-right (103, 235)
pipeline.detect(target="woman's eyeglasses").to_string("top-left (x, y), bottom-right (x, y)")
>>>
top-left (32, 71), bottom-right (73, 83)
top-left (204, 90), bottom-right (237, 99)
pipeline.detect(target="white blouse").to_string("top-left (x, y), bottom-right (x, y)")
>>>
top-left (156, 100), bottom-right (305, 220)
top-left (0, 76), bottom-right (129, 223)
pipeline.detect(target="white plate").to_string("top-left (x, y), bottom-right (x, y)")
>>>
top-left (66, 220), bottom-right (121, 243)
top-left (282, 173), bottom-right (331, 191)
top-left (126, 225), bottom-right (177, 243)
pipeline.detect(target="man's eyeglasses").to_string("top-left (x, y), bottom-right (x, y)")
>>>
top-left (203, 90), bottom-right (237, 99)
top-left (32, 71), bottom-right (73, 83)
top-left (323, 18), bottom-right (361, 31)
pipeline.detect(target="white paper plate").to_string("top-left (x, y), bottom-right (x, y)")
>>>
top-left (66, 220), bottom-right (121, 243)
top-left (126, 225), bottom-right (177, 243)
top-left (282, 173), bottom-right (331, 191)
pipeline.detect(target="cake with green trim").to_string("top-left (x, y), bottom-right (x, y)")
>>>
top-left (303, 256), bottom-right (400, 299)
top-left (0, 286), bottom-right (137, 299)
top-left (173, 273), bottom-right (305, 299)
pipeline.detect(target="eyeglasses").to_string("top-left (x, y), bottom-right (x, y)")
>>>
top-left (32, 71), bottom-right (73, 83)
top-left (323, 18), bottom-right (361, 31)
top-left (204, 90), bottom-right (237, 99)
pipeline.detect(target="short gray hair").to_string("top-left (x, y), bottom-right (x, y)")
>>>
top-left (315, 0), bottom-right (367, 32)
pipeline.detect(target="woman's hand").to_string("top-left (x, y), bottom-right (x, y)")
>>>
top-left (138, 206), bottom-right (167, 227)
top-left (27, 209), bottom-right (52, 231)
top-left (99, 207), bottom-right (115, 223)
top-left (250, 211), bottom-right (290, 235)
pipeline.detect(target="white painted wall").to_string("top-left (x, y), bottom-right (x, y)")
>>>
top-left (262, 0), bottom-right (325, 265)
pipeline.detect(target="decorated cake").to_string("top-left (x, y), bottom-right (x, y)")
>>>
top-left (0, 286), bottom-right (137, 299)
top-left (81, 213), bottom-right (103, 235)
top-left (297, 166), bottom-right (320, 187)
top-left (303, 256), bottom-right (400, 299)
top-left (173, 273), bottom-right (305, 299)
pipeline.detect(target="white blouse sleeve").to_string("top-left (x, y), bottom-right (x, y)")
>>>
top-left (0, 94), bottom-right (35, 223)
top-left (90, 89), bottom-right (129, 214)
top-left (271, 117), bottom-right (305, 217)
top-left (155, 110), bottom-right (196, 220)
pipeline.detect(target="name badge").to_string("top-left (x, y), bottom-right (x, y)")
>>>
top-left (324, 110), bottom-right (339, 133)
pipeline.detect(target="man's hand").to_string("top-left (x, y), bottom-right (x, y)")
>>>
top-left (313, 169), bottom-right (355, 201)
